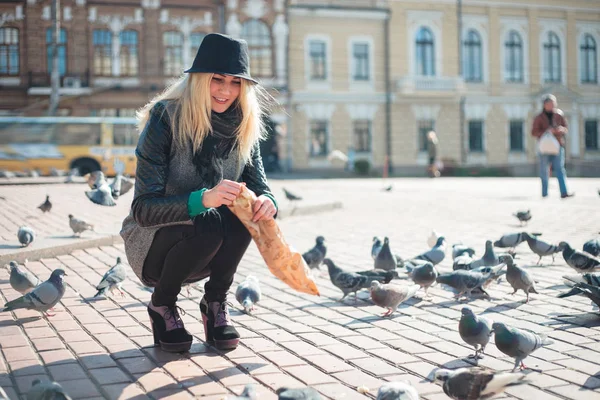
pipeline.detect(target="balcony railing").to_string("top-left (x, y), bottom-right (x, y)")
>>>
top-left (28, 71), bottom-right (90, 88)
top-left (290, 0), bottom-right (388, 8)
top-left (397, 76), bottom-right (466, 94)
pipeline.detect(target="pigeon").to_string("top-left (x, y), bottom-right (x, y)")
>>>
top-left (459, 307), bottom-right (493, 360)
top-left (282, 188), bottom-right (302, 201)
top-left (383, 184), bottom-right (393, 192)
top-left (376, 381), bottom-right (419, 400)
top-left (302, 236), bottom-right (327, 270)
top-left (435, 270), bottom-right (493, 299)
top-left (372, 236), bottom-right (383, 259)
top-left (276, 387), bottom-right (322, 400)
top-left (235, 275), bottom-right (261, 313)
top-left (559, 242), bottom-right (600, 273)
top-left (513, 210), bottom-right (531, 226)
top-left (564, 281), bottom-right (600, 309)
top-left (491, 322), bottom-right (553, 371)
top-left (94, 258), bottom-right (127, 297)
top-left (110, 174), bottom-right (134, 199)
top-left (0, 386), bottom-right (8, 400)
top-left (504, 255), bottom-right (538, 303)
top-left (324, 259), bottom-right (390, 301)
top-left (560, 273), bottom-right (600, 295)
top-left (583, 237), bottom-right (600, 257)
top-left (68, 214), bottom-right (95, 236)
top-left (85, 170), bottom-right (105, 189)
top-left (413, 236), bottom-right (446, 265)
top-left (471, 263), bottom-right (507, 288)
top-left (469, 241), bottom-right (499, 269)
top-left (17, 226), bottom-right (35, 247)
top-left (0, 170), bottom-right (15, 179)
top-left (27, 378), bottom-right (72, 400)
top-left (3, 269), bottom-right (67, 317)
top-left (427, 230), bottom-right (441, 248)
top-left (375, 237), bottom-right (399, 271)
top-left (434, 368), bottom-right (528, 400)
top-left (229, 384), bottom-right (258, 400)
top-left (85, 182), bottom-right (117, 207)
top-left (370, 281), bottom-right (420, 317)
top-left (453, 254), bottom-right (474, 271)
top-left (493, 232), bottom-right (531, 251)
top-left (8, 261), bottom-right (39, 294)
top-left (356, 269), bottom-right (399, 283)
top-left (49, 167), bottom-right (66, 177)
top-left (38, 195), bottom-right (52, 213)
top-left (526, 236), bottom-right (563, 265)
top-left (64, 168), bottom-right (79, 183)
top-left (405, 262), bottom-right (438, 296)
top-left (452, 244), bottom-right (476, 259)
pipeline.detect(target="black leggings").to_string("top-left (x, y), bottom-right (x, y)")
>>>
top-left (143, 206), bottom-right (252, 306)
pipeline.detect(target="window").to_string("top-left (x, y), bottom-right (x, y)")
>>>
top-left (416, 27), bottom-right (435, 76)
top-left (509, 120), bottom-right (525, 152)
top-left (0, 27), bottom-right (19, 75)
top-left (190, 32), bottom-right (205, 63)
top-left (46, 28), bottom-right (67, 77)
top-left (463, 29), bottom-right (483, 82)
top-left (309, 40), bottom-right (327, 80)
top-left (309, 120), bottom-right (328, 157)
top-left (581, 34), bottom-right (597, 84)
top-left (353, 120), bottom-right (371, 152)
top-left (418, 120), bottom-right (435, 152)
top-left (585, 120), bottom-right (598, 150)
top-left (120, 30), bottom-right (138, 76)
top-left (468, 120), bottom-right (484, 152)
top-left (543, 31), bottom-right (561, 83)
top-left (93, 29), bottom-right (112, 76)
top-left (113, 124), bottom-right (137, 145)
top-left (505, 30), bottom-right (523, 83)
top-left (241, 19), bottom-right (272, 77)
top-left (163, 31), bottom-right (183, 76)
top-left (352, 43), bottom-right (370, 81)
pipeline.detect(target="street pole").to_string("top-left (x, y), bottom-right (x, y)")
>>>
top-left (48, 0), bottom-right (60, 116)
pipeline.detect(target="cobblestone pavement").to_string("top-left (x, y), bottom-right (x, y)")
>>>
top-left (0, 177), bottom-right (599, 400)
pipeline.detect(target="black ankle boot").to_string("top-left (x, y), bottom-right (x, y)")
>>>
top-left (147, 302), bottom-right (193, 353)
top-left (200, 296), bottom-right (240, 350)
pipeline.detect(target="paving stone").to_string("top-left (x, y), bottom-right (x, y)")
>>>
top-left (284, 365), bottom-right (338, 385)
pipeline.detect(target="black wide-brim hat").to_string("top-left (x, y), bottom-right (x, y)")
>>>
top-left (184, 33), bottom-right (258, 84)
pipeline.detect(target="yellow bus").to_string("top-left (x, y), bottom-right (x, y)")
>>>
top-left (0, 116), bottom-right (138, 176)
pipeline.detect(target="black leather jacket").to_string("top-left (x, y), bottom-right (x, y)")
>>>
top-left (131, 103), bottom-right (274, 228)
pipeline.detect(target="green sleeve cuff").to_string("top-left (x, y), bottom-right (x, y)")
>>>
top-left (188, 188), bottom-right (209, 218)
top-left (262, 193), bottom-right (278, 211)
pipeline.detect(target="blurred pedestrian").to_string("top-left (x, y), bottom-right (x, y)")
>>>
top-left (531, 94), bottom-right (574, 199)
top-left (426, 130), bottom-right (440, 178)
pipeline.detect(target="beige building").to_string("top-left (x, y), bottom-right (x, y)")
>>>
top-left (287, 0), bottom-right (600, 175)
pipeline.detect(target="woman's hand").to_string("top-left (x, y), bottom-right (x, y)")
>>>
top-left (252, 195), bottom-right (276, 222)
top-left (202, 180), bottom-right (243, 208)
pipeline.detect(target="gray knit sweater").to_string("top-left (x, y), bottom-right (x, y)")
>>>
top-left (120, 100), bottom-right (273, 286)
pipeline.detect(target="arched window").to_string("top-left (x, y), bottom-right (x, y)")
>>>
top-left (463, 29), bottom-right (482, 82)
top-left (580, 34), bottom-right (597, 84)
top-left (190, 32), bottom-right (206, 63)
top-left (0, 27), bottom-right (20, 75)
top-left (505, 30), bottom-right (523, 83)
top-left (241, 19), bottom-right (272, 77)
top-left (120, 30), bottom-right (138, 76)
top-left (543, 31), bottom-right (561, 83)
top-left (415, 27), bottom-right (435, 76)
top-left (163, 31), bottom-right (183, 76)
top-left (46, 28), bottom-right (67, 77)
top-left (93, 29), bottom-right (112, 76)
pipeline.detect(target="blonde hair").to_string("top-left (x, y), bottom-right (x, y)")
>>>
top-left (136, 73), bottom-right (268, 164)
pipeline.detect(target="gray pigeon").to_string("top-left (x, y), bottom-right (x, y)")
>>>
top-left (560, 242), bottom-right (600, 273)
top-left (372, 236), bottom-right (383, 259)
top-left (513, 210), bottom-right (531, 226)
top-left (276, 387), bottom-right (322, 400)
top-left (471, 264), bottom-right (506, 288)
top-left (459, 307), bottom-right (493, 359)
top-left (375, 237), bottom-right (398, 271)
top-left (0, 386), bottom-right (8, 400)
top-left (559, 273), bottom-right (600, 299)
top-left (452, 244), bottom-right (476, 259)
top-left (3, 269), bottom-right (67, 317)
top-left (85, 182), bottom-right (117, 207)
top-left (492, 322), bottom-right (553, 371)
top-left (377, 382), bottom-right (419, 400)
top-left (110, 174), bottom-right (134, 199)
top-left (64, 168), bottom-right (79, 183)
top-left (228, 384), bottom-right (258, 400)
top-left (324, 259), bottom-right (389, 301)
top-left (564, 281), bottom-right (600, 309)
top-left (435, 270), bottom-right (493, 299)
top-left (27, 378), bottom-right (72, 400)
top-left (413, 236), bottom-right (446, 265)
top-left (469, 241), bottom-right (499, 269)
top-left (434, 368), bottom-right (528, 400)
top-left (526, 236), bottom-right (563, 265)
top-left (235, 275), bottom-right (261, 313)
top-left (356, 269), bottom-right (400, 283)
top-left (405, 262), bottom-right (438, 296)
top-left (453, 254), bottom-right (474, 271)
top-left (68, 214), bottom-right (94, 236)
top-left (370, 281), bottom-right (420, 317)
top-left (95, 258), bottom-right (127, 297)
top-left (493, 232), bottom-right (531, 250)
top-left (86, 170), bottom-right (105, 189)
top-left (17, 226), bottom-right (35, 247)
top-left (38, 195), bottom-right (52, 213)
top-left (302, 236), bottom-right (327, 270)
top-left (583, 236), bottom-right (600, 257)
top-left (8, 261), bottom-right (39, 294)
top-left (504, 255), bottom-right (537, 303)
